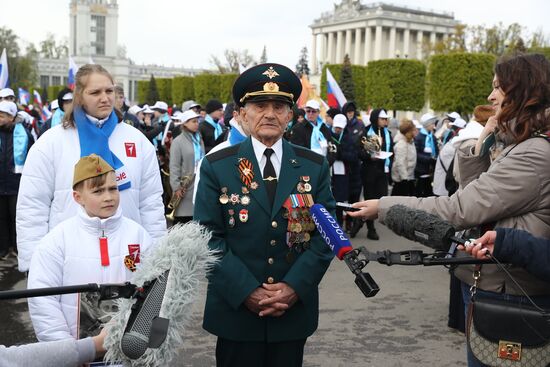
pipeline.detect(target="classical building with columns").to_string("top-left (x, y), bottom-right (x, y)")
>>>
top-left (37, 0), bottom-right (202, 102)
top-left (309, 1), bottom-right (459, 73)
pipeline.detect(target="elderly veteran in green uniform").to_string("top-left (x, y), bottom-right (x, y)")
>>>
top-left (193, 63), bottom-right (336, 367)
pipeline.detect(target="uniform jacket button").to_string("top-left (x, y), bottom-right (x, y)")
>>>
top-left (267, 276), bottom-right (274, 284)
top-left (271, 221), bottom-right (278, 228)
top-left (268, 257), bottom-right (274, 265)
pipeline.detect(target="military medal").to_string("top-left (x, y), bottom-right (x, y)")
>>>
top-left (303, 232), bottom-right (311, 242)
top-left (242, 186), bottom-right (249, 194)
top-left (230, 193), bottom-right (240, 205)
top-left (304, 183), bottom-right (312, 192)
top-left (297, 182), bottom-right (305, 193)
top-left (238, 158), bottom-right (254, 188)
top-left (250, 181), bottom-right (259, 190)
top-left (301, 176), bottom-right (310, 182)
top-left (219, 187), bottom-right (229, 204)
top-left (241, 195), bottom-right (251, 206)
top-left (239, 209), bottom-right (249, 223)
top-left (228, 209), bottom-right (235, 228)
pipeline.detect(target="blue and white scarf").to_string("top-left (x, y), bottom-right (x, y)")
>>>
top-left (229, 125), bottom-right (247, 146)
top-left (51, 108), bottom-right (64, 128)
top-left (205, 114), bottom-right (223, 140)
top-left (74, 107), bottom-right (131, 190)
top-left (309, 117), bottom-right (327, 154)
top-left (420, 127), bottom-right (437, 158)
top-left (191, 132), bottom-right (205, 170)
top-left (368, 126), bottom-right (391, 171)
top-left (12, 123), bottom-right (29, 173)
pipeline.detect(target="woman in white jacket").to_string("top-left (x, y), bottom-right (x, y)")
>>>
top-left (16, 64), bottom-right (165, 272)
top-left (391, 119), bottom-right (417, 196)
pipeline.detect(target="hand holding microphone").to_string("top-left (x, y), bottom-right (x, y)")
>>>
top-left (345, 199), bottom-right (380, 220)
top-left (458, 231), bottom-right (495, 259)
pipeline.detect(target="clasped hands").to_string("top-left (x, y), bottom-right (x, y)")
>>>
top-left (244, 282), bottom-right (298, 317)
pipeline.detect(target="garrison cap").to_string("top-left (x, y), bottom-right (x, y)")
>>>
top-left (73, 154), bottom-right (114, 188)
top-left (233, 63), bottom-right (302, 107)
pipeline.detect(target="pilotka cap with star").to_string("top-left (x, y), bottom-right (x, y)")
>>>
top-left (232, 63), bottom-right (302, 107)
top-left (73, 154), bottom-right (114, 188)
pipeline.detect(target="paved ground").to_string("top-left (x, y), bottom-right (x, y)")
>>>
top-left (0, 222), bottom-right (467, 366)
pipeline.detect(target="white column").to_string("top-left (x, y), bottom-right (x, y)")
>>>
top-left (354, 28), bottom-right (362, 64)
top-left (416, 30), bottom-right (423, 59)
top-left (389, 27), bottom-right (396, 59)
top-left (374, 25), bottom-right (382, 60)
top-left (311, 33), bottom-right (318, 74)
top-left (403, 28), bottom-right (410, 58)
top-left (430, 31), bottom-right (437, 55)
top-left (327, 32), bottom-right (335, 64)
top-left (344, 29), bottom-right (352, 59)
top-left (364, 26), bottom-right (372, 64)
top-left (320, 33), bottom-right (327, 66)
top-left (336, 30), bottom-right (344, 63)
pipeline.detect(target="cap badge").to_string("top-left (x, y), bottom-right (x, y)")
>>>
top-left (262, 66), bottom-right (280, 79)
top-left (263, 82), bottom-right (279, 92)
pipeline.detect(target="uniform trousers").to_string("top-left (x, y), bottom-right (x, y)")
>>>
top-left (216, 337), bottom-right (306, 367)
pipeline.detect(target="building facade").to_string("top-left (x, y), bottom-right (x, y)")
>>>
top-left (37, 0), bottom-right (202, 102)
top-left (309, 1), bottom-right (459, 73)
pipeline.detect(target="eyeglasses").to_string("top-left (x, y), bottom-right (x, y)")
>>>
top-left (305, 109), bottom-right (319, 114)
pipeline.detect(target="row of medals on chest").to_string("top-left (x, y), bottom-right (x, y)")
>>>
top-left (219, 185), bottom-right (255, 227)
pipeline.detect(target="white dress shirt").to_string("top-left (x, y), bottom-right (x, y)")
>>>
top-left (251, 136), bottom-right (282, 178)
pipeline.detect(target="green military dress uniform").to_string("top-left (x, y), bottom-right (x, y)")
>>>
top-left (194, 136), bottom-right (335, 342)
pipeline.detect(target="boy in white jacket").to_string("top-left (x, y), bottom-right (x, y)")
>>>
top-left (28, 154), bottom-right (154, 342)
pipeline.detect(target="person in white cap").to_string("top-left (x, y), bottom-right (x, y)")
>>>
top-left (352, 108), bottom-right (393, 240)
top-left (168, 110), bottom-right (205, 224)
top-left (289, 99), bottom-right (331, 156)
top-left (414, 112), bottom-right (439, 197)
top-left (330, 114), bottom-right (354, 225)
top-left (441, 112), bottom-right (465, 145)
top-left (0, 100), bottom-right (34, 259)
top-left (40, 88), bottom-right (73, 136)
top-left (0, 88), bottom-right (16, 102)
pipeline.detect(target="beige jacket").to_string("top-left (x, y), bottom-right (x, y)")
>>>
top-left (378, 136), bottom-right (550, 295)
top-left (391, 132), bottom-right (417, 182)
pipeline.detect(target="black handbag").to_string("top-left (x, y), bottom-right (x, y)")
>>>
top-left (466, 267), bottom-right (550, 366)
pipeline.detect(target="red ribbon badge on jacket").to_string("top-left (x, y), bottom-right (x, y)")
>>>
top-left (238, 158), bottom-right (255, 188)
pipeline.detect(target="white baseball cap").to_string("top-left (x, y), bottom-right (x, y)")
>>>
top-left (128, 105), bottom-right (143, 115)
top-left (0, 88), bottom-right (15, 98)
top-left (142, 106), bottom-right (155, 114)
top-left (0, 101), bottom-right (18, 117)
top-left (305, 100), bottom-right (320, 111)
top-left (378, 109), bottom-right (389, 119)
top-left (420, 113), bottom-right (438, 127)
top-left (151, 101), bottom-right (168, 111)
top-left (180, 110), bottom-right (201, 123)
top-left (332, 114), bottom-right (347, 129)
top-left (62, 92), bottom-right (73, 101)
top-left (446, 112), bottom-right (461, 121)
top-left (449, 117), bottom-right (467, 128)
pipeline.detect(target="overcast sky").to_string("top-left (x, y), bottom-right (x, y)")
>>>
top-left (1, 0), bottom-right (549, 70)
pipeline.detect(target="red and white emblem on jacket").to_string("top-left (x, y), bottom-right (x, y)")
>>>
top-left (124, 142), bottom-right (136, 157)
top-left (128, 244), bottom-right (141, 263)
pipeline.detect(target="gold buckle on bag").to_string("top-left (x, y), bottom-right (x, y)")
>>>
top-left (498, 341), bottom-right (521, 361)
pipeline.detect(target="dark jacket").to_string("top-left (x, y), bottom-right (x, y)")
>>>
top-left (494, 228), bottom-right (550, 282)
top-left (342, 110), bottom-right (364, 200)
top-left (357, 109), bottom-right (394, 175)
top-left (0, 122), bottom-right (34, 195)
top-left (199, 119), bottom-right (227, 153)
top-left (414, 130), bottom-right (438, 176)
top-left (288, 119), bottom-right (332, 151)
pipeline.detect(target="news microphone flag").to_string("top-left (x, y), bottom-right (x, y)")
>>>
top-left (0, 48), bottom-right (9, 89)
top-left (326, 68), bottom-right (347, 109)
top-left (68, 56), bottom-right (78, 90)
top-left (18, 87), bottom-right (30, 106)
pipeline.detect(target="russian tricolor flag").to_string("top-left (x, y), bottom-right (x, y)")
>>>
top-left (326, 68), bottom-right (347, 109)
top-left (68, 56), bottom-right (78, 90)
top-left (0, 48), bottom-right (9, 89)
top-left (18, 87), bottom-right (30, 105)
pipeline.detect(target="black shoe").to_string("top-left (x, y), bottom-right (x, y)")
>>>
top-left (367, 230), bottom-right (379, 240)
top-left (349, 219), bottom-right (363, 238)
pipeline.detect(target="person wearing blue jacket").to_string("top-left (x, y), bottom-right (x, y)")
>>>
top-left (462, 228), bottom-right (550, 282)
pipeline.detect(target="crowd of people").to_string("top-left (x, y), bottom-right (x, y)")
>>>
top-left (0, 53), bottom-right (548, 367)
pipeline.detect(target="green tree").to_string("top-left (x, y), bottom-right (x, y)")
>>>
top-left (156, 78), bottom-right (172, 105)
top-left (295, 46), bottom-right (310, 77)
top-left (365, 59), bottom-right (426, 112)
top-left (171, 76), bottom-right (195, 106)
top-left (194, 74), bottom-right (221, 105)
top-left (428, 53), bottom-right (495, 114)
top-left (137, 80), bottom-right (149, 104)
top-left (39, 33), bottom-right (69, 59)
top-left (339, 54), bottom-right (355, 101)
top-left (0, 26), bottom-right (38, 90)
top-left (146, 75), bottom-right (160, 105)
top-left (211, 49), bottom-right (256, 74)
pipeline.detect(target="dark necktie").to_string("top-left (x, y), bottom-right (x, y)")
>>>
top-left (263, 148), bottom-right (277, 207)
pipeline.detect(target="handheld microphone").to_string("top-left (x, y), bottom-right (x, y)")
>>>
top-left (104, 222), bottom-right (217, 366)
top-left (311, 204), bottom-right (380, 297)
top-left (384, 205), bottom-right (467, 251)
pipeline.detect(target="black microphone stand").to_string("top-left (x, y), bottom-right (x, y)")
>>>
top-left (343, 245), bottom-right (495, 298)
top-left (0, 282), bottom-right (139, 301)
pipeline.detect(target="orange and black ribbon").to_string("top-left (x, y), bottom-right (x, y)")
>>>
top-left (238, 159), bottom-right (255, 187)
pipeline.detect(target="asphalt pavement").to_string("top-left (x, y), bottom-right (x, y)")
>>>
top-left (0, 221), bottom-right (467, 366)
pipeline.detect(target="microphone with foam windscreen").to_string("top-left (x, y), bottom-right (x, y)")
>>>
top-left (310, 204), bottom-right (380, 297)
top-left (384, 205), bottom-right (467, 251)
top-left (103, 222), bottom-right (217, 366)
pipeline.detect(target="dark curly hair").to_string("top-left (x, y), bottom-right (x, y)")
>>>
top-left (495, 53), bottom-right (550, 143)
